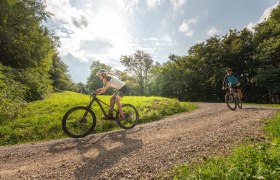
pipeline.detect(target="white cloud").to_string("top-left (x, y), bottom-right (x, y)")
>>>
top-left (150, 34), bottom-right (176, 46)
top-left (246, 2), bottom-right (279, 31)
top-left (45, 0), bottom-right (138, 65)
top-left (139, 33), bottom-right (176, 47)
top-left (179, 17), bottom-right (198, 37)
top-left (146, 0), bottom-right (163, 8)
top-left (207, 27), bottom-right (218, 36)
top-left (170, 0), bottom-right (187, 11)
top-left (162, 34), bottom-right (176, 45)
top-left (113, 0), bottom-right (140, 15)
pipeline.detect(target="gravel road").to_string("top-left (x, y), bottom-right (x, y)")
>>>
top-left (0, 103), bottom-right (278, 180)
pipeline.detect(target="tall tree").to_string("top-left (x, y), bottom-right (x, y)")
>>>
top-left (76, 82), bottom-right (88, 94)
top-left (253, 4), bottom-right (280, 103)
top-left (120, 50), bottom-right (153, 95)
top-left (0, 0), bottom-right (52, 68)
top-left (0, 0), bottom-right (60, 100)
top-left (49, 53), bottom-right (74, 91)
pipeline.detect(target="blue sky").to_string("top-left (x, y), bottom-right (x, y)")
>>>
top-left (45, 0), bottom-right (279, 83)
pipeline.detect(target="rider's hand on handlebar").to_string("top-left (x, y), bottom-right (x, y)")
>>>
top-left (95, 88), bottom-right (104, 95)
top-left (237, 83), bottom-right (241, 87)
top-left (91, 91), bottom-right (97, 96)
top-left (91, 89), bottom-right (101, 96)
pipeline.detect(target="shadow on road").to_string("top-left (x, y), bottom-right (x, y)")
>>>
top-left (48, 128), bottom-right (143, 179)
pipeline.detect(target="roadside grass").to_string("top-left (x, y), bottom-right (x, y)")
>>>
top-left (160, 106), bottom-right (280, 179)
top-left (0, 91), bottom-right (197, 146)
top-left (245, 103), bottom-right (280, 109)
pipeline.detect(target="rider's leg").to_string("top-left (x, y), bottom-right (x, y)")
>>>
top-left (115, 95), bottom-right (125, 119)
top-left (109, 95), bottom-right (116, 115)
top-left (236, 88), bottom-right (243, 99)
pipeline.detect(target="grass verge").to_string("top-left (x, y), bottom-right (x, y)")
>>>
top-left (0, 91), bottom-right (197, 146)
top-left (161, 105), bottom-right (280, 179)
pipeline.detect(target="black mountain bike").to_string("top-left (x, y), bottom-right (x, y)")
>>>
top-left (224, 85), bottom-right (242, 111)
top-left (62, 92), bottom-right (139, 138)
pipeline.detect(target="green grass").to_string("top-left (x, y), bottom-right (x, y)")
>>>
top-left (0, 91), bottom-right (197, 146)
top-left (245, 103), bottom-right (280, 109)
top-left (161, 110), bottom-right (280, 179)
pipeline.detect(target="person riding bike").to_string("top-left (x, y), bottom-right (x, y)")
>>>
top-left (95, 69), bottom-right (128, 120)
top-left (222, 68), bottom-right (243, 101)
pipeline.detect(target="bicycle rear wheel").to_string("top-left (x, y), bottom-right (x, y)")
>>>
top-left (237, 98), bottom-right (243, 108)
top-left (117, 104), bottom-right (139, 129)
top-left (225, 93), bottom-right (237, 111)
top-left (62, 106), bottom-right (96, 138)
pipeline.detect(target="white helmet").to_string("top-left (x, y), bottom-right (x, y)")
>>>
top-left (96, 69), bottom-right (108, 75)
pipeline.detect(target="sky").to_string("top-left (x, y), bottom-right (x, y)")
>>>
top-left (45, 0), bottom-right (279, 83)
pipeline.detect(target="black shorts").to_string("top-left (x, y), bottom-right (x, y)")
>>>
top-left (113, 85), bottom-right (128, 97)
top-left (232, 84), bottom-right (242, 89)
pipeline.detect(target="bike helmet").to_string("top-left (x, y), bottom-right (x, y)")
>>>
top-left (96, 69), bottom-right (108, 75)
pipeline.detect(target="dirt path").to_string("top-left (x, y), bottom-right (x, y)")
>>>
top-left (0, 103), bottom-right (278, 180)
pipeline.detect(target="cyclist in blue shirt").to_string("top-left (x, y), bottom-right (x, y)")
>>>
top-left (222, 68), bottom-right (243, 100)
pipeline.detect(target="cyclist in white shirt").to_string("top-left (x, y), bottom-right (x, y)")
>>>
top-left (96, 69), bottom-right (128, 120)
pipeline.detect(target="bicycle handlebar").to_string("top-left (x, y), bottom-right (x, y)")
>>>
top-left (91, 90), bottom-right (103, 97)
top-left (223, 84), bottom-right (241, 90)
top-left (91, 91), bottom-right (98, 97)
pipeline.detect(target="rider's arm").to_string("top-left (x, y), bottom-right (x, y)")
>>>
top-left (97, 76), bottom-right (112, 94)
top-left (222, 75), bottom-right (227, 89)
top-left (99, 85), bottom-right (110, 93)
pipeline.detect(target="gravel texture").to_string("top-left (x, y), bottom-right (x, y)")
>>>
top-left (0, 103), bottom-right (278, 180)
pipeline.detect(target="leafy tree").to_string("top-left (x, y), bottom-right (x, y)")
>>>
top-left (146, 62), bottom-right (162, 96)
top-left (0, 0), bottom-right (60, 100)
top-left (253, 4), bottom-right (280, 103)
top-left (75, 82), bottom-right (88, 94)
top-left (49, 53), bottom-right (74, 91)
top-left (0, 65), bottom-right (27, 119)
top-left (120, 50), bottom-right (153, 95)
top-left (0, 0), bottom-right (52, 68)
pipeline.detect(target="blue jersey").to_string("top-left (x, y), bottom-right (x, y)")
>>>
top-left (223, 73), bottom-right (239, 86)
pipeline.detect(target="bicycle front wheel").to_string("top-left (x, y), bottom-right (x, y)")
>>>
top-left (62, 106), bottom-right (96, 138)
top-left (117, 104), bottom-right (139, 129)
top-left (225, 93), bottom-right (237, 111)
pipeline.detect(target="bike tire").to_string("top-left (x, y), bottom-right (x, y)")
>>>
top-left (117, 104), bottom-right (139, 129)
top-left (237, 100), bottom-right (243, 108)
top-left (62, 106), bottom-right (96, 138)
top-left (225, 93), bottom-right (237, 111)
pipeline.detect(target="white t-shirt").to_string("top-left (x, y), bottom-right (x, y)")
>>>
top-left (104, 75), bottom-right (125, 90)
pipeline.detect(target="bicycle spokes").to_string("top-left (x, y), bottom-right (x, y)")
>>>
top-left (64, 108), bottom-right (95, 137)
top-left (117, 104), bottom-right (139, 129)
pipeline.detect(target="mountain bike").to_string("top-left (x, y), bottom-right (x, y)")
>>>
top-left (224, 84), bottom-right (242, 111)
top-left (62, 91), bottom-right (139, 138)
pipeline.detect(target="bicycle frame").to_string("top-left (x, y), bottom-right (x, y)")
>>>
top-left (229, 87), bottom-right (237, 94)
top-left (87, 94), bottom-right (118, 118)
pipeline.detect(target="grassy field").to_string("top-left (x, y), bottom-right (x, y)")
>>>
top-left (0, 91), bottom-right (197, 146)
top-left (161, 104), bottom-right (280, 179)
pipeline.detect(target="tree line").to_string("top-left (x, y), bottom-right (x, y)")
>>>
top-left (86, 4), bottom-right (280, 104)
